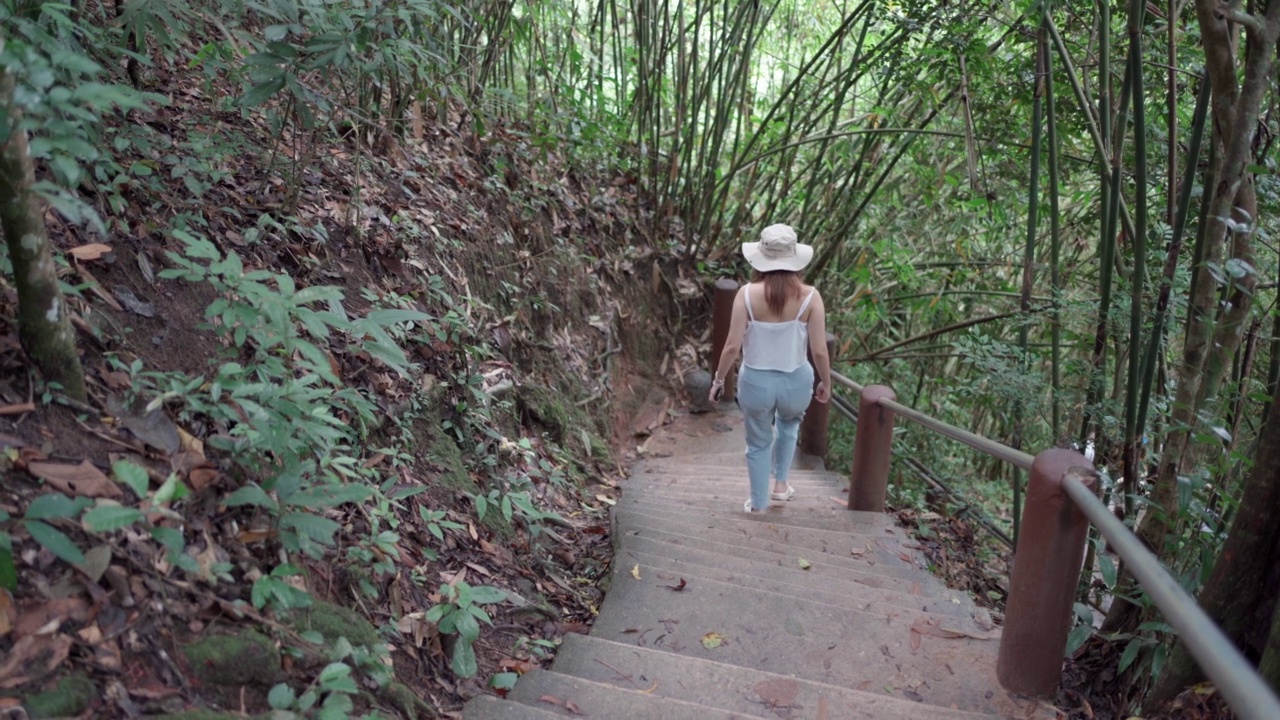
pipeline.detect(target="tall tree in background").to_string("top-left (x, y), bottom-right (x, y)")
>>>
top-left (1149, 385), bottom-right (1280, 702)
top-left (1103, 0), bottom-right (1280, 634)
top-left (0, 69), bottom-right (87, 401)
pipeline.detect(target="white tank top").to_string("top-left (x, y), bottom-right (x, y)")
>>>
top-left (742, 287), bottom-right (815, 372)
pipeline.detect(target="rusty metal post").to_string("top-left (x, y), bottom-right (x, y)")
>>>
top-left (710, 278), bottom-right (739, 403)
top-left (799, 332), bottom-right (837, 460)
top-left (997, 449), bottom-right (1097, 697)
top-left (848, 385), bottom-right (895, 511)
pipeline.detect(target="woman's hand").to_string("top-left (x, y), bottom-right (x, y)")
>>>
top-left (708, 378), bottom-right (725, 403)
top-left (814, 381), bottom-right (830, 404)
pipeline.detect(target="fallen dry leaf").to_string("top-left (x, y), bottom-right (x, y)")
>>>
top-left (664, 578), bottom-right (687, 592)
top-left (538, 695), bottom-right (564, 707)
top-left (187, 466), bottom-right (220, 490)
top-left (13, 597), bottom-right (90, 638)
top-left (68, 243), bottom-right (113, 261)
top-left (28, 460), bottom-right (122, 498)
top-left (237, 529), bottom-right (275, 544)
top-left (630, 564), bottom-right (641, 580)
top-left (0, 590), bottom-right (12, 637)
top-left (701, 632), bottom-right (725, 649)
top-left (0, 403), bottom-right (35, 416)
top-left (798, 558), bottom-right (812, 570)
top-left (0, 633), bottom-right (73, 688)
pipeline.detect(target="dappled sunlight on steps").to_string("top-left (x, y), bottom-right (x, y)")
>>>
top-left (464, 408), bottom-right (1058, 719)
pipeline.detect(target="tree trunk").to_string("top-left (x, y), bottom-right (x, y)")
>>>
top-left (0, 72), bottom-right (88, 401)
top-left (1104, 0), bottom-right (1280, 634)
top-left (1148, 386), bottom-right (1280, 705)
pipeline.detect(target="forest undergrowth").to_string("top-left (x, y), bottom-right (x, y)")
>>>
top-left (0, 31), bottom-right (710, 717)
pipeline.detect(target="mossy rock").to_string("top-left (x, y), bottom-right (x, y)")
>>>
top-left (182, 629), bottom-right (281, 687)
top-left (285, 600), bottom-right (380, 649)
top-left (23, 671), bottom-right (95, 718)
top-left (411, 416), bottom-right (476, 496)
top-left (378, 681), bottom-right (434, 720)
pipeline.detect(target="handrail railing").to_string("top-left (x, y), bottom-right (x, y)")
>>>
top-left (709, 282), bottom-right (1280, 717)
top-left (833, 371), bottom-right (1034, 469)
top-left (834, 378), bottom-right (1280, 718)
top-left (1061, 475), bottom-right (1280, 720)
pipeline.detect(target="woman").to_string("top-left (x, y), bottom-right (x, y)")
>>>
top-left (709, 224), bottom-right (831, 513)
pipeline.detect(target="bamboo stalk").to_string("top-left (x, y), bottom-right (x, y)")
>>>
top-left (1122, 0), bottom-right (1149, 518)
top-left (1013, 19), bottom-right (1048, 547)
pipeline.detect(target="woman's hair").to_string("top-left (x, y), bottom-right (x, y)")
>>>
top-left (752, 269), bottom-right (803, 316)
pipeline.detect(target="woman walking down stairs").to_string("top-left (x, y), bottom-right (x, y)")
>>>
top-left (463, 408), bottom-right (1060, 719)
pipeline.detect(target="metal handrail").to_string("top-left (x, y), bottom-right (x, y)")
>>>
top-left (829, 391), bottom-right (1014, 548)
top-left (832, 371), bottom-right (1033, 469)
top-left (828, 370), bottom-right (1280, 719)
top-left (1062, 474), bottom-right (1280, 720)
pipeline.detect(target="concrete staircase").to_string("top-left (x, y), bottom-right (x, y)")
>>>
top-left (464, 409), bottom-right (1056, 719)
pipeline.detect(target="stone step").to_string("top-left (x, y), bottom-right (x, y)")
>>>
top-left (552, 633), bottom-right (1014, 719)
top-left (620, 484), bottom-right (859, 513)
top-left (617, 533), bottom-right (946, 598)
top-left (625, 472), bottom-right (846, 491)
top-left (462, 693), bottom-right (573, 719)
top-left (625, 476), bottom-right (847, 497)
top-left (615, 496), bottom-right (897, 534)
top-left (588, 566), bottom-right (1022, 716)
top-left (618, 548), bottom-right (980, 623)
top-left (613, 508), bottom-right (923, 571)
top-left (616, 501), bottom-right (904, 541)
top-left (631, 459), bottom-right (841, 479)
top-left (507, 668), bottom-right (754, 719)
top-left (618, 524), bottom-right (928, 583)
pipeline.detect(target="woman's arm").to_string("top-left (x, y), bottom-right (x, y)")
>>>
top-left (710, 287), bottom-right (748, 401)
top-left (807, 290), bottom-right (831, 403)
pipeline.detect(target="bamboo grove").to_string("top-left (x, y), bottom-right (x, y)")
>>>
top-left (456, 0), bottom-right (1280, 706)
top-left (5, 0), bottom-right (1280, 709)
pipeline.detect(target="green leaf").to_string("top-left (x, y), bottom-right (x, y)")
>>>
top-left (318, 692), bottom-right (353, 720)
top-left (1118, 638), bottom-right (1142, 673)
top-left (83, 504), bottom-right (144, 532)
top-left (317, 662), bottom-right (358, 694)
top-left (152, 473), bottom-right (188, 505)
top-left (454, 608), bottom-right (480, 643)
top-left (280, 512), bottom-right (340, 545)
top-left (241, 75), bottom-right (286, 107)
top-left (223, 483), bottom-right (278, 511)
top-left (365, 309), bottom-right (431, 326)
top-left (289, 484), bottom-right (371, 509)
top-left (490, 672), bottom-right (518, 691)
top-left (469, 586), bottom-right (507, 605)
top-left (268, 683), bottom-right (296, 710)
top-left (0, 533), bottom-right (16, 592)
top-left (425, 604), bottom-right (448, 624)
top-left (451, 639), bottom-right (478, 678)
top-left (112, 460), bottom-right (150, 497)
top-left (25, 520), bottom-right (85, 565)
top-left (1064, 624), bottom-right (1092, 656)
top-left (25, 493), bottom-right (90, 520)
top-left (1098, 553), bottom-right (1117, 589)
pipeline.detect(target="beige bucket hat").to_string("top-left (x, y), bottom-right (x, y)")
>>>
top-left (741, 223), bottom-right (813, 273)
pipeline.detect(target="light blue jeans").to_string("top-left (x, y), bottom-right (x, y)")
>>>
top-left (737, 363), bottom-right (814, 510)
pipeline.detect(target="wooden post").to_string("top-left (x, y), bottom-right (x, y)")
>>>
top-left (997, 450), bottom-right (1096, 696)
top-left (710, 278), bottom-right (739, 403)
top-left (848, 385), bottom-right (895, 511)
